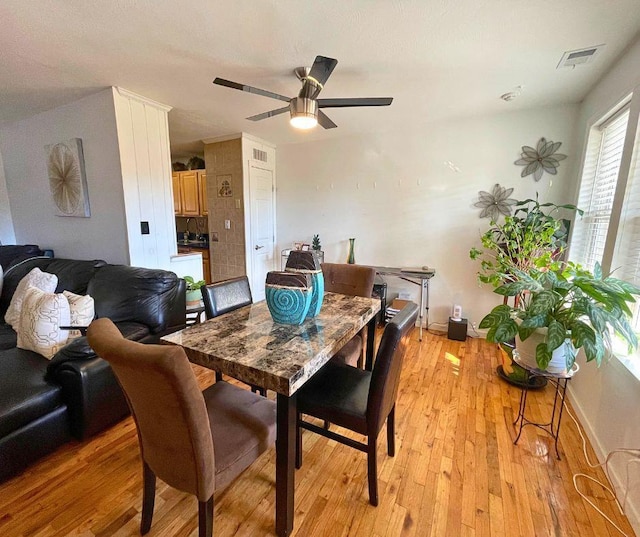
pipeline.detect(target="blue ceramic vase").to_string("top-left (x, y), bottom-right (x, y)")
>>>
top-left (285, 250), bottom-right (324, 317)
top-left (265, 271), bottom-right (312, 325)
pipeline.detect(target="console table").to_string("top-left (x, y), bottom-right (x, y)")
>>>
top-left (369, 266), bottom-right (435, 341)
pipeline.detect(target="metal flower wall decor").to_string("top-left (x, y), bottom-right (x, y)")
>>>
top-left (514, 137), bottom-right (566, 182)
top-left (474, 184), bottom-right (517, 220)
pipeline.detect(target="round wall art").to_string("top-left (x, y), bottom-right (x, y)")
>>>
top-left (45, 138), bottom-right (90, 217)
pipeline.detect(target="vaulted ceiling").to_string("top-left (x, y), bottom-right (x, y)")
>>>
top-left (1, 1), bottom-right (639, 156)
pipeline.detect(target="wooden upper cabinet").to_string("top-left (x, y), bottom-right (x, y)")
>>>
top-left (180, 171), bottom-right (200, 216)
top-left (198, 171), bottom-right (208, 216)
top-left (172, 172), bottom-right (182, 215)
top-left (173, 170), bottom-right (207, 216)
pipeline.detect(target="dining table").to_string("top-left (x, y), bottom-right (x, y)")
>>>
top-left (161, 291), bottom-right (381, 536)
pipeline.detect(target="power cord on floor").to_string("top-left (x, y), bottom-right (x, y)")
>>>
top-left (562, 398), bottom-right (640, 536)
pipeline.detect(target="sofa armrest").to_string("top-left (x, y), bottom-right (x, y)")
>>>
top-left (52, 357), bottom-right (129, 440)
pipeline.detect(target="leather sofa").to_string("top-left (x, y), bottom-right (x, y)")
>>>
top-left (0, 257), bottom-right (186, 482)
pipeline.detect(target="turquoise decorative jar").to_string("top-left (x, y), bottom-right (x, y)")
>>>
top-left (265, 271), bottom-right (312, 325)
top-left (285, 250), bottom-right (324, 317)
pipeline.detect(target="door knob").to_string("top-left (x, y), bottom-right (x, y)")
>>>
top-left (255, 245), bottom-right (264, 250)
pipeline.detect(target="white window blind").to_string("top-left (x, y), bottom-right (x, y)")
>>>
top-left (613, 117), bottom-right (640, 287)
top-left (571, 107), bottom-right (630, 271)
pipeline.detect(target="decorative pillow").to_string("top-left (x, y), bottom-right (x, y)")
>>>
top-left (5, 267), bottom-right (58, 329)
top-left (17, 286), bottom-right (70, 359)
top-left (63, 290), bottom-right (95, 339)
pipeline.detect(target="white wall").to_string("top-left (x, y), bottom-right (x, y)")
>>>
top-left (568, 37), bottom-right (640, 534)
top-left (0, 148), bottom-right (16, 244)
top-left (0, 89), bottom-right (129, 263)
top-left (277, 104), bottom-right (579, 331)
top-left (112, 87), bottom-right (177, 270)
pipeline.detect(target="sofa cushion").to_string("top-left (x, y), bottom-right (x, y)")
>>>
top-left (0, 245), bottom-right (43, 271)
top-left (0, 323), bottom-right (17, 350)
top-left (5, 268), bottom-right (58, 329)
top-left (88, 265), bottom-right (182, 334)
top-left (17, 286), bottom-right (71, 359)
top-left (0, 348), bottom-right (64, 437)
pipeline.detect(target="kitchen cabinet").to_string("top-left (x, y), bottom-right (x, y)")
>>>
top-left (172, 170), bottom-right (207, 216)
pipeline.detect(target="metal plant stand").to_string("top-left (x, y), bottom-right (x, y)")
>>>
top-left (512, 352), bottom-right (579, 460)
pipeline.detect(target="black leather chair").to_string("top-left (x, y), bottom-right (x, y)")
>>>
top-left (201, 276), bottom-right (265, 395)
top-left (201, 276), bottom-right (252, 318)
top-left (295, 303), bottom-right (419, 506)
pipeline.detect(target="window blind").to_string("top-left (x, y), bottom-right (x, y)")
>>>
top-left (613, 116), bottom-right (640, 287)
top-left (570, 107), bottom-right (630, 271)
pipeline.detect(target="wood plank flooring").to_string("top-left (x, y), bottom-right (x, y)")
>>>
top-left (0, 330), bottom-right (635, 536)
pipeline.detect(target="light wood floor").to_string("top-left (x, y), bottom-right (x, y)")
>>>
top-left (0, 330), bottom-right (635, 537)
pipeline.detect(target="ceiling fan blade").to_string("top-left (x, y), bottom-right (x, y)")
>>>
top-left (317, 110), bottom-right (337, 129)
top-left (308, 56), bottom-right (338, 87)
top-left (318, 97), bottom-right (393, 108)
top-left (213, 78), bottom-right (291, 103)
top-left (246, 106), bottom-right (290, 122)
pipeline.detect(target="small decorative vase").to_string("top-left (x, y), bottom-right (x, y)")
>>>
top-left (347, 238), bottom-right (355, 264)
top-left (285, 250), bottom-right (324, 317)
top-left (265, 272), bottom-right (312, 325)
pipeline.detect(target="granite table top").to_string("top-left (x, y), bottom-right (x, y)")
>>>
top-left (161, 292), bottom-right (380, 396)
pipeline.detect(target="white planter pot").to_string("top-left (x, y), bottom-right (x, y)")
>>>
top-left (515, 329), bottom-right (575, 375)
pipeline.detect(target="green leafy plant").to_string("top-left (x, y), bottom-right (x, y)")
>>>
top-left (470, 196), bottom-right (582, 288)
top-left (184, 275), bottom-right (206, 292)
top-left (479, 262), bottom-right (640, 370)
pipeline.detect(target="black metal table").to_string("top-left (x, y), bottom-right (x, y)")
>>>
top-left (512, 353), bottom-right (579, 460)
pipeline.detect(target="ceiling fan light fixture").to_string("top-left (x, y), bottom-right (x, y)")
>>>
top-left (289, 97), bottom-right (318, 129)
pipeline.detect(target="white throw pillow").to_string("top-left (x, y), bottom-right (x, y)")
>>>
top-left (63, 290), bottom-right (95, 339)
top-left (17, 286), bottom-right (70, 359)
top-left (5, 267), bottom-right (58, 329)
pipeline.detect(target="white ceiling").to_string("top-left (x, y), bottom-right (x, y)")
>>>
top-left (1, 1), bottom-right (639, 156)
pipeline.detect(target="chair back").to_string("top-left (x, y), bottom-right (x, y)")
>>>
top-left (87, 318), bottom-right (215, 502)
top-left (367, 303), bottom-right (419, 434)
top-left (201, 276), bottom-right (252, 319)
top-left (321, 263), bottom-right (376, 297)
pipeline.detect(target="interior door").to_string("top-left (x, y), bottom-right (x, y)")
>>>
top-left (249, 165), bottom-right (275, 302)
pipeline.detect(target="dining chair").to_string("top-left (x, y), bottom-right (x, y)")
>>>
top-left (321, 263), bottom-right (377, 368)
top-left (87, 318), bottom-right (276, 537)
top-left (295, 302), bottom-right (418, 506)
top-left (201, 276), bottom-right (265, 395)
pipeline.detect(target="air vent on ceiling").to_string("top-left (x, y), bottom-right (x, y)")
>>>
top-left (557, 44), bottom-right (605, 69)
top-left (253, 148), bottom-right (268, 162)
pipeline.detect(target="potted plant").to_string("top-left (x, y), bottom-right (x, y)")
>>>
top-left (470, 196), bottom-right (581, 288)
top-left (184, 276), bottom-right (206, 307)
top-left (470, 196), bottom-right (582, 379)
top-left (479, 262), bottom-right (640, 373)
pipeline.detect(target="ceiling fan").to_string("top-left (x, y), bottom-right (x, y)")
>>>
top-left (213, 55), bottom-right (393, 130)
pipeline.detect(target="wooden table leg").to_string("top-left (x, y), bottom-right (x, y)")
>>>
top-left (276, 393), bottom-right (297, 537)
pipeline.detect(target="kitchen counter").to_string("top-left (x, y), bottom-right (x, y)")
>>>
top-left (177, 241), bottom-right (209, 250)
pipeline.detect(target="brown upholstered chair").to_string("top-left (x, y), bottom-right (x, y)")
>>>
top-left (295, 303), bottom-right (418, 506)
top-left (200, 276), bottom-right (266, 396)
top-left (321, 263), bottom-right (377, 367)
top-left (87, 318), bottom-right (276, 537)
